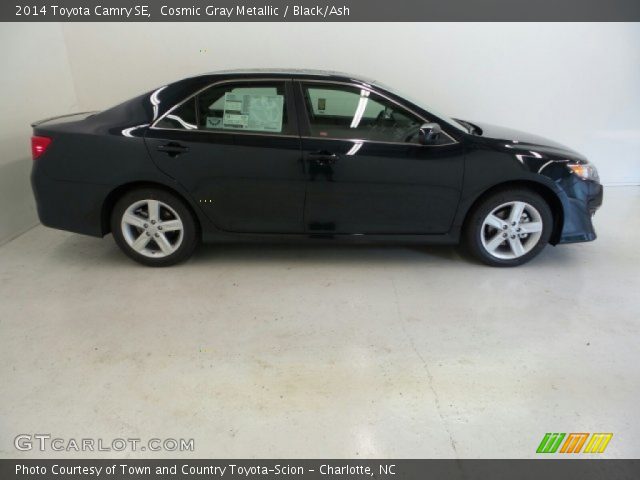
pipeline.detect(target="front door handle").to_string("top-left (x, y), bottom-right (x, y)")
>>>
top-left (157, 142), bottom-right (189, 157)
top-left (307, 151), bottom-right (339, 166)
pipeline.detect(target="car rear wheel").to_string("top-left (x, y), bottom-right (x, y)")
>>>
top-left (111, 188), bottom-right (198, 267)
top-left (464, 189), bottom-right (553, 267)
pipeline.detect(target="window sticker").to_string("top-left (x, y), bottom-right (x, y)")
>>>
top-left (222, 92), bottom-right (284, 132)
top-left (205, 116), bottom-right (223, 129)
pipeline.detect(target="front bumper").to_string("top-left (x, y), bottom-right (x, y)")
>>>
top-left (557, 177), bottom-right (603, 244)
top-left (587, 181), bottom-right (604, 215)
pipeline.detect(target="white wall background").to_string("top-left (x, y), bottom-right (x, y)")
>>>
top-left (0, 23), bottom-right (79, 243)
top-left (1, 22), bottom-right (639, 242)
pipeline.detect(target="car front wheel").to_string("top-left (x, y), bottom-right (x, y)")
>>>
top-left (111, 188), bottom-right (199, 267)
top-left (464, 189), bottom-right (553, 267)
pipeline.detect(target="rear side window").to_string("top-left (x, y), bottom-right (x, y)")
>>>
top-left (155, 97), bottom-right (197, 130)
top-left (155, 81), bottom-right (292, 135)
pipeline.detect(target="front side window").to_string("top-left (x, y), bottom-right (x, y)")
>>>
top-left (302, 83), bottom-right (425, 144)
top-left (155, 81), bottom-right (292, 135)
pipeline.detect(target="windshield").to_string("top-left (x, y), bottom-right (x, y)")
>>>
top-left (372, 81), bottom-right (470, 133)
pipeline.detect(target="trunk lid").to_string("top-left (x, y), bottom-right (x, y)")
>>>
top-left (31, 111), bottom-right (97, 128)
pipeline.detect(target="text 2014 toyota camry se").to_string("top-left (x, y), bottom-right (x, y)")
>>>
top-left (31, 70), bottom-right (603, 267)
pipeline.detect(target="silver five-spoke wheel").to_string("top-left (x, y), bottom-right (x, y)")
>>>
top-left (120, 199), bottom-right (184, 258)
top-left (480, 201), bottom-right (543, 260)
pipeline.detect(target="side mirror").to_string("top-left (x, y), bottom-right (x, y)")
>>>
top-left (418, 122), bottom-right (442, 145)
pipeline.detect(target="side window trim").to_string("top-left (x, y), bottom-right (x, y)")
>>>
top-left (150, 78), bottom-right (300, 138)
top-left (294, 81), bottom-right (312, 136)
top-left (192, 96), bottom-right (200, 128)
top-left (294, 79), bottom-right (458, 146)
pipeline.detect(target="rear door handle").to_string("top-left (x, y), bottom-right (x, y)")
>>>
top-left (157, 142), bottom-right (189, 157)
top-left (307, 151), bottom-right (339, 166)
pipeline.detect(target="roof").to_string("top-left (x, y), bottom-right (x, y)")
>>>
top-left (202, 68), bottom-right (377, 84)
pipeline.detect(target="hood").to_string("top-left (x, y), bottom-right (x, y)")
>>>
top-left (466, 121), bottom-right (586, 161)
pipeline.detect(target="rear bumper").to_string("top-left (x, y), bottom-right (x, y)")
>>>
top-left (557, 178), bottom-right (603, 244)
top-left (31, 164), bottom-right (109, 237)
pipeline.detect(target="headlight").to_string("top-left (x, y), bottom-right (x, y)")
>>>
top-left (566, 162), bottom-right (599, 182)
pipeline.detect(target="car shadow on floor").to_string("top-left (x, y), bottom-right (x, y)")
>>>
top-left (192, 241), bottom-right (578, 269)
top-left (48, 231), bottom-right (467, 267)
top-left (48, 230), bottom-right (582, 270)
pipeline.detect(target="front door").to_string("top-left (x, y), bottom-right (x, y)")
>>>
top-left (296, 81), bottom-right (465, 234)
top-left (145, 79), bottom-right (305, 233)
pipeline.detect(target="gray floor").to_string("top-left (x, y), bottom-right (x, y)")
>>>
top-left (1, 186), bottom-right (638, 459)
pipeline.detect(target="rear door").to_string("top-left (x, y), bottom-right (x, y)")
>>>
top-left (145, 79), bottom-right (305, 233)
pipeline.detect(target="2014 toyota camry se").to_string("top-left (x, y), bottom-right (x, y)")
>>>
top-left (30, 69), bottom-right (603, 267)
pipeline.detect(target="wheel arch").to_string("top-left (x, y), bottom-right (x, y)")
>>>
top-left (101, 181), bottom-right (203, 236)
top-left (460, 180), bottom-right (564, 245)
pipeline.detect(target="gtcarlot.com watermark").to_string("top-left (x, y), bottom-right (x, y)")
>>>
top-left (15, 434), bottom-right (194, 452)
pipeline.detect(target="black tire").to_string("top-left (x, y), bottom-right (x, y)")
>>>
top-left (463, 189), bottom-right (553, 267)
top-left (111, 188), bottom-right (199, 267)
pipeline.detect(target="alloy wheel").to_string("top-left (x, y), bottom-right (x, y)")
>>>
top-left (480, 201), bottom-right (543, 260)
top-left (120, 199), bottom-right (184, 258)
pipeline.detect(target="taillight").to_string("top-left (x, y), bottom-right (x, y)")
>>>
top-left (31, 136), bottom-right (52, 159)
